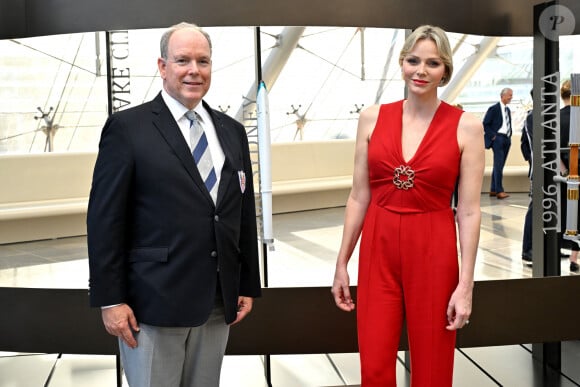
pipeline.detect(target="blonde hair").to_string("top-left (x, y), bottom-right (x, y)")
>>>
top-left (561, 79), bottom-right (571, 100)
top-left (398, 25), bottom-right (453, 86)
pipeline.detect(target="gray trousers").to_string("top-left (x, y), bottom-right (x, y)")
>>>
top-left (120, 302), bottom-right (229, 387)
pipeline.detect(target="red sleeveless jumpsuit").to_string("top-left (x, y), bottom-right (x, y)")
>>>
top-left (357, 100), bottom-right (462, 386)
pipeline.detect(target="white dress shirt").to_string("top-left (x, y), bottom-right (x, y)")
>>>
top-left (161, 90), bottom-right (225, 188)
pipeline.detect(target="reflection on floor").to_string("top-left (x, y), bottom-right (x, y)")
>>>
top-left (1, 193), bottom-right (579, 386)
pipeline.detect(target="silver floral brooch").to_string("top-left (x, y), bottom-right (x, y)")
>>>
top-left (393, 165), bottom-right (415, 190)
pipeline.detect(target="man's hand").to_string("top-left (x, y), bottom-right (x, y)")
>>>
top-left (101, 304), bottom-right (140, 348)
top-left (231, 296), bottom-right (253, 325)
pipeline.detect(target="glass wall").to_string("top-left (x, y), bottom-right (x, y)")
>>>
top-left (0, 33), bottom-right (108, 153)
top-left (1, 27), bottom-right (579, 153)
top-left (453, 35), bottom-right (533, 127)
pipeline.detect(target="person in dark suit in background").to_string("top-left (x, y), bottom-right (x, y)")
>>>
top-left (87, 22), bottom-right (261, 386)
top-left (521, 89), bottom-right (533, 266)
top-left (483, 87), bottom-right (513, 200)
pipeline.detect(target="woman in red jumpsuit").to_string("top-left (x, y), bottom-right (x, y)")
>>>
top-left (332, 25), bottom-right (484, 386)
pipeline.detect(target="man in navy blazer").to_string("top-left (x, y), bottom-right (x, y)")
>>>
top-left (87, 22), bottom-right (261, 386)
top-left (483, 88), bottom-right (513, 199)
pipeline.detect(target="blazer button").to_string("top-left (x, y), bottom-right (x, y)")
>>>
top-left (211, 251), bottom-right (218, 258)
top-left (214, 215), bottom-right (219, 222)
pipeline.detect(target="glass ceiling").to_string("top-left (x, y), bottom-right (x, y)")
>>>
top-left (1, 27), bottom-right (579, 153)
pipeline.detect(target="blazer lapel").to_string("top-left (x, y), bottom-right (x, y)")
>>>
top-left (204, 101), bottom-right (237, 207)
top-left (151, 94), bottom-right (213, 203)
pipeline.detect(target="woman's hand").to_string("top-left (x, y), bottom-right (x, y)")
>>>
top-left (331, 265), bottom-right (355, 312)
top-left (446, 282), bottom-right (473, 330)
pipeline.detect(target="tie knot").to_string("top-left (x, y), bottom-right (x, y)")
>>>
top-left (185, 110), bottom-right (199, 123)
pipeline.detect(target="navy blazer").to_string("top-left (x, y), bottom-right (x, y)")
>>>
top-left (483, 102), bottom-right (511, 149)
top-left (87, 93), bottom-right (261, 326)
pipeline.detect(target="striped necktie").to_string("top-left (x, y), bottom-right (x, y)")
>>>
top-left (505, 106), bottom-right (512, 137)
top-left (185, 110), bottom-right (217, 203)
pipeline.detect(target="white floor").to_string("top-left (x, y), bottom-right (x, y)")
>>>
top-left (1, 193), bottom-right (579, 386)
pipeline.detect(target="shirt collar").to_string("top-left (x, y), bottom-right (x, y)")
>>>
top-left (161, 89), bottom-right (206, 122)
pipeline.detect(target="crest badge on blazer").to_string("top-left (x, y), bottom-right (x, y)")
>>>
top-left (238, 170), bottom-right (246, 193)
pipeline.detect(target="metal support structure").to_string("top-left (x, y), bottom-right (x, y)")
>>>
top-left (440, 37), bottom-right (501, 103)
top-left (253, 26), bottom-right (273, 387)
top-left (373, 28), bottom-right (399, 103)
top-left (34, 106), bottom-right (58, 152)
top-left (533, 25), bottom-right (561, 280)
top-left (531, 0), bottom-right (562, 370)
top-left (531, 1), bottom-right (561, 368)
top-left (105, 32), bottom-right (114, 117)
top-left (235, 27), bottom-right (305, 125)
top-left (105, 30), bottom-right (131, 116)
